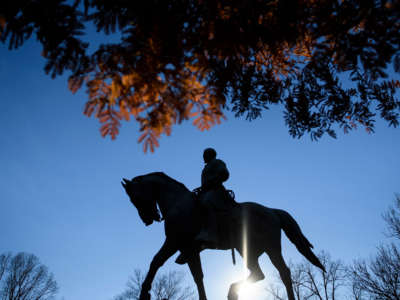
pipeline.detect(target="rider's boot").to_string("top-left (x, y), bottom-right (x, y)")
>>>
top-left (175, 210), bottom-right (218, 265)
top-left (195, 209), bottom-right (218, 249)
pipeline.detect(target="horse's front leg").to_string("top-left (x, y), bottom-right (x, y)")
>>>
top-left (140, 239), bottom-right (177, 300)
top-left (187, 252), bottom-right (207, 300)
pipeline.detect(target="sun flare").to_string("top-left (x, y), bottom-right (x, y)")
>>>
top-left (238, 282), bottom-right (260, 300)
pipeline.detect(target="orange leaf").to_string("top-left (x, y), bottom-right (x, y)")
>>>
top-left (68, 76), bottom-right (84, 94)
top-left (99, 114), bottom-right (110, 123)
top-left (83, 102), bottom-right (96, 116)
top-left (100, 125), bottom-right (110, 137)
top-left (138, 131), bottom-right (149, 143)
top-left (0, 15), bottom-right (6, 30)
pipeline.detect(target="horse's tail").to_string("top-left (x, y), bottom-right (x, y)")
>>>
top-left (276, 209), bottom-right (326, 272)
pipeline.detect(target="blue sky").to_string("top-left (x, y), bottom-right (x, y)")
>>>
top-left (0, 39), bottom-right (399, 300)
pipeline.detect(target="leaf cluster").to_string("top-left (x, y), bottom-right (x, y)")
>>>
top-left (1, 0), bottom-right (400, 150)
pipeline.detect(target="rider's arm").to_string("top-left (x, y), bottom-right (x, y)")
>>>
top-left (217, 161), bottom-right (229, 182)
top-left (213, 159), bottom-right (229, 183)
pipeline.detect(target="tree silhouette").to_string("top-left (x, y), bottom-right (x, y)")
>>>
top-left (1, 0), bottom-right (399, 151)
top-left (0, 252), bottom-right (58, 300)
top-left (349, 195), bottom-right (400, 300)
top-left (267, 197), bottom-right (400, 300)
top-left (267, 251), bottom-right (348, 300)
top-left (114, 269), bottom-right (194, 300)
top-left (383, 194), bottom-right (400, 240)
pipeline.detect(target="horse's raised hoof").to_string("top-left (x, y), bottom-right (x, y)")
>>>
top-left (227, 284), bottom-right (239, 300)
top-left (139, 291), bottom-right (151, 300)
top-left (227, 292), bottom-right (238, 300)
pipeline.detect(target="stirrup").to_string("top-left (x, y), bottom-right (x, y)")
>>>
top-left (227, 189), bottom-right (235, 200)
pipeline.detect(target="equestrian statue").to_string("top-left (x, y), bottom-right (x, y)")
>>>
top-left (121, 148), bottom-right (325, 300)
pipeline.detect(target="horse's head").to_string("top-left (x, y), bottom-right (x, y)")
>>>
top-left (121, 177), bottom-right (161, 226)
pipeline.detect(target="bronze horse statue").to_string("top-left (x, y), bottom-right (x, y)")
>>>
top-left (122, 172), bottom-right (325, 300)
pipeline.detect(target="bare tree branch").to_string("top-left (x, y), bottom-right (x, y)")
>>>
top-left (0, 253), bottom-right (11, 282)
top-left (114, 269), bottom-right (195, 300)
top-left (0, 252), bottom-right (58, 300)
top-left (268, 252), bottom-right (347, 300)
top-left (350, 195), bottom-right (400, 300)
top-left (383, 194), bottom-right (400, 240)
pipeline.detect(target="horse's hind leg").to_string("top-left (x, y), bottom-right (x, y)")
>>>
top-left (187, 252), bottom-right (207, 300)
top-left (266, 248), bottom-right (295, 300)
top-left (228, 253), bottom-right (265, 300)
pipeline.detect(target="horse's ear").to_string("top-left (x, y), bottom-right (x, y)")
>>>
top-left (121, 178), bottom-right (130, 189)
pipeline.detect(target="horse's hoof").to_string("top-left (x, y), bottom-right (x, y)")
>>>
top-left (227, 289), bottom-right (238, 300)
top-left (227, 293), bottom-right (238, 300)
top-left (228, 284), bottom-right (239, 300)
top-left (139, 291), bottom-right (151, 300)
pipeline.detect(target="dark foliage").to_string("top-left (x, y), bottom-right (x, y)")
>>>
top-left (1, 0), bottom-right (399, 151)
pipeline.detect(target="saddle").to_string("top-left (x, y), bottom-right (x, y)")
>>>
top-left (192, 186), bottom-right (237, 209)
top-left (175, 188), bottom-right (239, 265)
top-left (192, 186), bottom-right (238, 250)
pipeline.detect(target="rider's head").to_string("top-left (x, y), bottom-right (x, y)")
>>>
top-left (203, 148), bottom-right (217, 163)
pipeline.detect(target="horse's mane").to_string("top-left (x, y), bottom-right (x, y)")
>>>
top-left (133, 172), bottom-right (190, 192)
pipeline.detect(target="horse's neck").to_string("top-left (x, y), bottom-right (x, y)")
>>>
top-left (155, 177), bottom-right (190, 218)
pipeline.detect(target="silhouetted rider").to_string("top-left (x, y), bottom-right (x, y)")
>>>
top-left (201, 148), bottom-right (229, 191)
top-left (195, 148), bottom-right (230, 248)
